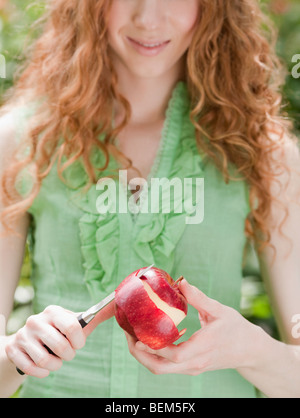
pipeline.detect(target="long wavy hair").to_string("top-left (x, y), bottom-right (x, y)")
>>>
top-left (0, 0), bottom-right (298, 253)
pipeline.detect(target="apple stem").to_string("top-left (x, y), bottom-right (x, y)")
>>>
top-left (172, 276), bottom-right (184, 287)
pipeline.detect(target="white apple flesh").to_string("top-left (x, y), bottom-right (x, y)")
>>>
top-left (114, 267), bottom-right (188, 349)
top-left (141, 281), bottom-right (186, 326)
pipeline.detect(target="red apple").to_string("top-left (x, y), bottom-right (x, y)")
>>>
top-left (114, 266), bottom-right (188, 350)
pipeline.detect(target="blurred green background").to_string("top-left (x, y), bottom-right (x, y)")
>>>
top-left (0, 0), bottom-right (299, 340)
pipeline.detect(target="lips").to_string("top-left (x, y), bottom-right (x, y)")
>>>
top-left (126, 36), bottom-right (170, 56)
top-left (128, 37), bottom-right (170, 48)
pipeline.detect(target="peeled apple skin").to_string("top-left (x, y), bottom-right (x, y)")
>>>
top-left (114, 267), bottom-right (188, 350)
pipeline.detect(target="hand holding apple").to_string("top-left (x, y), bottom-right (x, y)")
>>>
top-left (124, 278), bottom-right (268, 376)
top-left (115, 267), bottom-right (188, 349)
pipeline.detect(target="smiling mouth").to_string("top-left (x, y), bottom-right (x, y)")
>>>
top-left (127, 37), bottom-right (170, 49)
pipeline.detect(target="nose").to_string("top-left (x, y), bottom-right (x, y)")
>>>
top-left (132, 0), bottom-right (165, 31)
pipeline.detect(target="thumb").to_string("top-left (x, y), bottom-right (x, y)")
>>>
top-left (179, 279), bottom-right (222, 322)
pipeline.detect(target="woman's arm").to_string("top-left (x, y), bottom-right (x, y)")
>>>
top-left (0, 113), bottom-right (84, 397)
top-left (0, 212), bottom-right (30, 398)
top-left (238, 132), bottom-right (300, 397)
top-left (125, 279), bottom-right (300, 398)
top-left (0, 111), bottom-right (115, 397)
top-left (0, 111), bottom-right (89, 397)
top-left (124, 132), bottom-right (300, 398)
top-left (255, 134), bottom-right (300, 344)
top-left (0, 111), bottom-right (31, 397)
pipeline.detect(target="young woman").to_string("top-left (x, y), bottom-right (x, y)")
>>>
top-left (1, 0), bottom-right (300, 398)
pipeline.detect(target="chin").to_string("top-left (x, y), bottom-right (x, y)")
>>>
top-left (128, 63), bottom-right (172, 80)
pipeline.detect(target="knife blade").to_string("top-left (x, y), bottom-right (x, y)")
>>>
top-left (77, 291), bottom-right (115, 328)
top-left (136, 263), bottom-right (154, 278)
top-left (78, 263), bottom-right (154, 327)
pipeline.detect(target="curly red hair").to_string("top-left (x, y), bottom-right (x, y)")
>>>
top-left (0, 0), bottom-right (298, 253)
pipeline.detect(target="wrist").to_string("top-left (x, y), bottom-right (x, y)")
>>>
top-left (0, 334), bottom-right (26, 398)
top-left (238, 323), bottom-right (281, 372)
top-left (236, 325), bottom-right (300, 398)
top-left (237, 321), bottom-right (291, 379)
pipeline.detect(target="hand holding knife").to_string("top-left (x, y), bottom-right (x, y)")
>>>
top-left (16, 264), bottom-right (154, 375)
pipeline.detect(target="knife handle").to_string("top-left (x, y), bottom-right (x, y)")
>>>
top-left (16, 313), bottom-right (87, 376)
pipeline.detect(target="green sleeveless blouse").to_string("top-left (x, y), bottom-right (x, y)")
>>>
top-left (13, 82), bottom-right (257, 398)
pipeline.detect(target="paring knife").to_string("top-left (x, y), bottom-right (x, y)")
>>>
top-left (77, 263), bottom-right (154, 327)
top-left (16, 264), bottom-right (154, 375)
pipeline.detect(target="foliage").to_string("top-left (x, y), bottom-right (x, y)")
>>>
top-left (0, 0), bottom-right (45, 103)
top-left (268, 0), bottom-right (300, 135)
top-left (0, 0), bottom-right (299, 339)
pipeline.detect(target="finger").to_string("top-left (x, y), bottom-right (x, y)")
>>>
top-left (125, 334), bottom-right (181, 375)
top-left (135, 340), bottom-right (178, 358)
top-left (124, 331), bottom-right (138, 346)
top-left (178, 279), bottom-right (222, 319)
top-left (24, 340), bottom-right (63, 371)
top-left (6, 345), bottom-right (49, 378)
top-left (40, 324), bottom-right (76, 362)
top-left (135, 330), bottom-right (205, 364)
top-left (125, 333), bottom-right (189, 375)
top-left (46, 306), bottom-right (86, 350)
top-left (124, 331), bottom-right (141, 357)
top-left (130, 335), bottom-right (173, 358)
